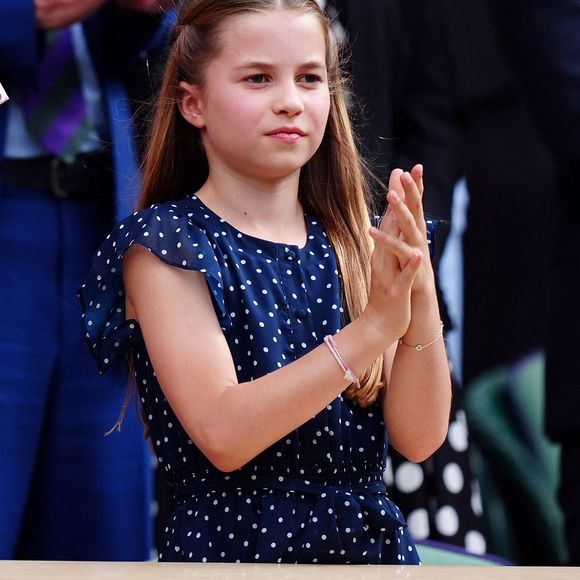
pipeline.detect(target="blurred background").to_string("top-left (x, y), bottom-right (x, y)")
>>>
top-left (1, 0), bottom-right (577, 567)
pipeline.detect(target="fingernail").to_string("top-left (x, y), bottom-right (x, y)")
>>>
top-left (417, 164), bottom-right (423, 176)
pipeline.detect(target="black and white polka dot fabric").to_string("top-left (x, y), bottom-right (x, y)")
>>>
top-left (385, 403), bottom-right (487, 554)
top-left (79, 195), bottom-right (421, 564)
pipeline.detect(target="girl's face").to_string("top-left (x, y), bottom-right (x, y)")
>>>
top-left (180, 9), bottom-right (331, 183)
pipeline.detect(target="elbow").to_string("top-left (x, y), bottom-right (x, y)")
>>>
top-left (392, 424), bottom-right (449, 464)
top-left (206, 452), bottom-right (244, 473)
top-left (400, 441), bottom-right (443, 464)
top-left (195, 424), bottom-right (248, 473)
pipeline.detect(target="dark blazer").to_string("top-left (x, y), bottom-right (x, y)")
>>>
top-left (486, 0), bottom-right (580, 439)
top-left (432, 0), bottom-right (555, 390)
top-left (332, 0), bottom-right (559, 395)
top-left (331, 0), bottom-right (464, 221)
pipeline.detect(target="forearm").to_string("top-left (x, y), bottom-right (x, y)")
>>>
top-left (383, 285), bottom-right (452, 461)
top-left (181, 314), bottom-right (396, 473)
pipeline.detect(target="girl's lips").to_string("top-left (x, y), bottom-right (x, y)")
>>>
top-left (267, 126), bottom-right (305, 134)
top-left (268, 132), bottom-right (304, 143)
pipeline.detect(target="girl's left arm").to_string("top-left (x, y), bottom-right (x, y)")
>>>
top-left (382, 284), bottom-right (451, 463)
top-left (381, 165), bottom-right (452, 462)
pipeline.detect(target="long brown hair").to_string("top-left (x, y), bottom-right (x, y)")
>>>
top-left (138, 0), bottom-right (385, 406)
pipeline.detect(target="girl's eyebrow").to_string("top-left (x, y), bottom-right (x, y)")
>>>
top-left (234, 60), bottom-right (326, 71)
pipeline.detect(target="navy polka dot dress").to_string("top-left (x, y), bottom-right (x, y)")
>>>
top-left (79, 195), bottom-right (421, 565)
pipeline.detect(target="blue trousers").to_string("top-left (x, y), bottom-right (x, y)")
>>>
top-left (0, 184), bottom-right (152, 560)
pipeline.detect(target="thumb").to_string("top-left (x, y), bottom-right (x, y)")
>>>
top-left (399, 251), bottom-right (422, 291)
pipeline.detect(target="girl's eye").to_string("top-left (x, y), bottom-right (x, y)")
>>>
top-left (246, 74), bottom-right (269, 84)
top-left (299, 74), bottom-right (323, 84)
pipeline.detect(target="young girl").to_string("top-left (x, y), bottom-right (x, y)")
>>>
top-left (79, 0), bottom-right (451, 564)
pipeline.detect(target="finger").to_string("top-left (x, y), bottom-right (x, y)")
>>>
top-left (377, 203), bottom-right (390, 229)
top-left (369, 227), bottom-right (400, 279)
top-left (400, 172), bottom-right (427, 236)
top-left (398, 250), bottom-right (423, 291)
top-left (388, 168), bottom-right (406, 200)
top-left (379, 205), bottom-right (401, 238)
top-left (374, 206), bottom-right (403, 272)
top-left (410, 164), bottom-right (424, 197)
top-left (401, 171), bottom-right (423, 215)
top-left (386, 189), bottom-right (423, 246)
top-left (369, 225), bottom-right (417, 267)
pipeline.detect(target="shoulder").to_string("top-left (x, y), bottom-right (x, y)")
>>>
top-left (90, 196), bottom-right (226, 296)
top-left (79, 197), bottom-right (231, 372)
top-left (106, 197), bottom-right (218, 267)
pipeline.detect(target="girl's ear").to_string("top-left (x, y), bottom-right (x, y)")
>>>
top-left (179, 81), bottom-right (205, 128)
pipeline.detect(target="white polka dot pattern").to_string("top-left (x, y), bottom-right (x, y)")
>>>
top-left (435, 505), bottom-right (460, 537)
top-left (465, 530), bottom-right (487, 555)
top-left (442, 463), bottom-right (464, 494)
top-left (407, 508), bottom-right (430, 540)
top-left (448, 411), bottom-right (469, 453)
top-left (79, 195), bottom-right (421, 564)
top-left (394, 462), bottom-right (425, 494)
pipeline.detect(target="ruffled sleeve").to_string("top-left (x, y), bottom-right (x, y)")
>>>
top-left (78, 201), bottom-right (230, 373)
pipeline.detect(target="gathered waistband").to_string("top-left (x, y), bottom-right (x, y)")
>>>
top-left (172, 464), bottom-right (388, 505)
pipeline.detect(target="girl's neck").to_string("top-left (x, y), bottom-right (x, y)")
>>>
top-left (196, 172), bottom-right (307, 247)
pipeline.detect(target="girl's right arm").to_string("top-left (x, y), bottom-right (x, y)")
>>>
top-left (124, 236), bottom-right (421, 472)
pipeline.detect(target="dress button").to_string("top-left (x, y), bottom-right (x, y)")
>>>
top-left (296, 309), bottom-right (307, 320)
top-left (286, 250), bottom-right (296, 262)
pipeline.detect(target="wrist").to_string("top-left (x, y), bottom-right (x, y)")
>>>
top-left (399, 321), bottom-right (444, 352)
top-left (411, 278), bottom-right (438, 302)
top-left (358, 303), bottom-right (407, 351)
top-left (325, 315), bottom-right (390, 385)
top-left (410, 258), bottom-right (436, 294)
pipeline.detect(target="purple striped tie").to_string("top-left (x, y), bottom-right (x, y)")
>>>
top-left (26, 28), bottom-right (90, 164)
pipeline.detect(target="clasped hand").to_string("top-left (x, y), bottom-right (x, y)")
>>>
top-left (366, 164), bottom-right (435, 340)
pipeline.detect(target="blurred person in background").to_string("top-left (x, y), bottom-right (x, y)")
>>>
top-left (486, 0), bottom-right (580, 565)
top-left (0, 0), bottom-right (173, 560)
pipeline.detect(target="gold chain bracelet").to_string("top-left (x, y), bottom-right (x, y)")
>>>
top-left (399, 321), bottom-right (444, 352)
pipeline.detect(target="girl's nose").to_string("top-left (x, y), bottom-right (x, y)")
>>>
top-left (272, 83), bottom-right (304, 117)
